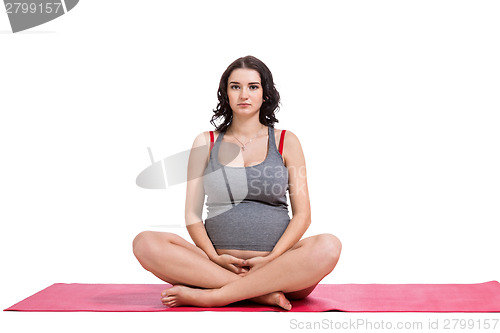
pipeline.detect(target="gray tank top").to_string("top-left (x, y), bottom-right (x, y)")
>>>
top-left (203, 126), bottom-right (290, 251)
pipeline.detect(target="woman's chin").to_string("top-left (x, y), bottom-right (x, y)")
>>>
top-left (232, 109), bottom-right (260, 117)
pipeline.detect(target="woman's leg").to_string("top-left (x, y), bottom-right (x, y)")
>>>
top-left (161, 233), bottom-right (342, 310)
top-left (132, 231), bottom-right (292, 307)
top-left (133, 231), bottom-right (237, 288)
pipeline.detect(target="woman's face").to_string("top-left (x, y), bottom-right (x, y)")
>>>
top-left (227, 68), bottom-right (264, 118)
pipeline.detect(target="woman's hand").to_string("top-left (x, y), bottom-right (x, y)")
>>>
top-left (212, 254), bottom-right (249, 275)
top-left (242, 256), bottom-right (273, 275)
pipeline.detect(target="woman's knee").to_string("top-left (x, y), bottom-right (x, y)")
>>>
top-left (132, 231), bottom-right (171, 260)
top-left (310, 233), bottom-right (342, 268)
top-left (133, 231), bottom-right (152, 259)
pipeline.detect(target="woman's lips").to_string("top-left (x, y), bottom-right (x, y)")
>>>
top-left (238, 103), bottom-right (250, 107)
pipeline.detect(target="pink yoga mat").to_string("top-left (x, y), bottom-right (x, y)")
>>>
top-left (4, 281), bottom-right (500, 312)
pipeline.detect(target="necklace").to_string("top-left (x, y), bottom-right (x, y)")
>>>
top-left (229, 127), bottom-right (266, 151)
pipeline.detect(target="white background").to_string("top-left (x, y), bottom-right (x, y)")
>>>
top-left (1, 1), bottom-right (499, 332)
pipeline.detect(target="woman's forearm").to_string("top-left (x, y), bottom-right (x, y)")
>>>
top-left (267, 214), bottom-right (311, 260)
top-left (186, 221), bottom-right (219, 260)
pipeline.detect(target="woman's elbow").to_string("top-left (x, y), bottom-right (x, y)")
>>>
top-left (300, 212), bottom-right (312, 227)
top-left (305, 215), bottom-right (312, 227)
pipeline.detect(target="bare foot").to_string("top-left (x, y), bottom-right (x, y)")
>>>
top-left (161, 285), bottom-right (214, 308)
top-left (249, 291), bottom-right (292, 310)
top-left (160, 286), bottom-right (292, 310)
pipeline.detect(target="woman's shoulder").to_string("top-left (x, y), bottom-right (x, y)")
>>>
top-left (191, 130), bottom-right (222, 147)
top-left (273, 128), bottom-right (303, 166)
top-left (274, 128), bottom-right (300, 147)
top-left (190, 131), bottom-right (221, 166)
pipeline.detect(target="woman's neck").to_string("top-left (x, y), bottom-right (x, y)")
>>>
top-left (227, 115), bottom-right (267, 138)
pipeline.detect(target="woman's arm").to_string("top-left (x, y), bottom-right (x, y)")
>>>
top-left (185, 131), bottom-right (219, 259)
top-left (184, 131), bottom-right (247, 273)
top-left (267, 130), bottom-right (311, 260)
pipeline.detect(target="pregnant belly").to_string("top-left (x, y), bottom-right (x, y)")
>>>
top-left (205, 202), bottom-right (291, 253)
top-left (216, 248), bottom-right (271, 260)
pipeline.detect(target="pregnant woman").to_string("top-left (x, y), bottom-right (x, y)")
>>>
top-left (132, 55), bottom-right (342, 310)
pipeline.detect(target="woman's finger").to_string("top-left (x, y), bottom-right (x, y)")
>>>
top-left (228, 255), bottom-right (246, 266)
top-left (226, 264), bottom-right (240, 274)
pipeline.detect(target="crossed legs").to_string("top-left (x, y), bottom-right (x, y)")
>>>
top-left (132, 231), bottom-right (341, 310)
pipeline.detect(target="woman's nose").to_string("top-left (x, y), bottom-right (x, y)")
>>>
top-left (239, 87), bottom-right (249, 99)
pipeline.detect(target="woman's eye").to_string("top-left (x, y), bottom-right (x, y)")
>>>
top-left (230, 85), bottom-right (259, 90)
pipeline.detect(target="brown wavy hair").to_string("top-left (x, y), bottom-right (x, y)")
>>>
top-left (210, 55), bottom-right (281, 132)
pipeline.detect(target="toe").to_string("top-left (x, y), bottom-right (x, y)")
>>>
top-left (278, 294), bottom-right (292, 310)
top-left (161, 286), bottom-right (176, 296)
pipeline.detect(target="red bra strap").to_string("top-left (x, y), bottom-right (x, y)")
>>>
top-left (209, 131), bottom-right (214, 152)
top-left (278, 130), bottom-right (286, 156)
